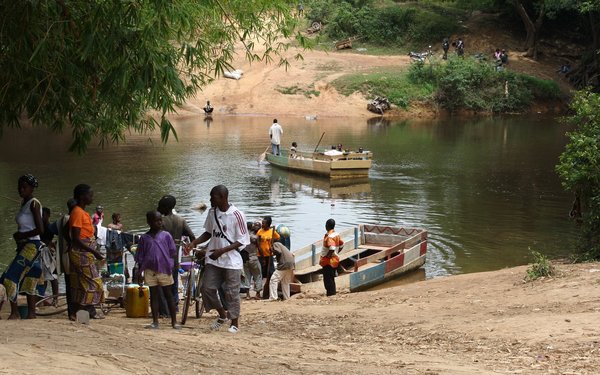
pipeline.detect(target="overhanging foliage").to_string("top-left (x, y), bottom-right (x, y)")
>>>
top-left (0, 0), bottom-right (305, 152)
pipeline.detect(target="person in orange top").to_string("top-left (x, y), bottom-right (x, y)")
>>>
top-left (256, 216), bottom-right (280, 299)
top-left (321, 219), bottom-right (344, 296)
top-left (69, 184), bottom-right (105, 320)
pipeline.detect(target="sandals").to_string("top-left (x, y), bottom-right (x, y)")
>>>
top-left (227, 325), bottom-right (239, 334)
top-left (210, 317), bottom-right (228, 331)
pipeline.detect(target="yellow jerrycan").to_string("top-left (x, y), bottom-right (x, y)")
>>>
top-left (125, 284), bottom-right (149, 318)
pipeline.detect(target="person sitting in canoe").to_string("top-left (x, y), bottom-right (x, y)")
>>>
top-left (203, 101), bottom-right (214, 115)
top-left (290, 142), bottom-right (298, 159)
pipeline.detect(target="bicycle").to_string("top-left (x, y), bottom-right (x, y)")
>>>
top-left (180, 247), bottom-right (206, 325)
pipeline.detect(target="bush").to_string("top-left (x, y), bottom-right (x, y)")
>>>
top-left (526, 250), bottom-right (556, 281)
top-left (556, 90), bottom-right (600, 259)
top-left (406, 56), bottom-right (560, 112)
top-left (305, 0), bottom-right (460, 46)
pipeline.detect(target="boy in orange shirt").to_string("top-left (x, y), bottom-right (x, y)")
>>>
top-left (256, 216), bottom-right (280, 298)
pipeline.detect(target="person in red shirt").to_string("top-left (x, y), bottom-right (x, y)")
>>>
top-left (92, 205), bottom-right (104, 226)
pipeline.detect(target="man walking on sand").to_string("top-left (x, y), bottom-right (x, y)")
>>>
top-left (269, 119), bottom-right (283, 156)
top-left (187, 185), bottom-right (249, 333)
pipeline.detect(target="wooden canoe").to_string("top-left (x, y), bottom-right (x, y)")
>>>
top-left (266, 149), bottom-right (372, 179)
top-left (291, 224), bottom-right (427, 293)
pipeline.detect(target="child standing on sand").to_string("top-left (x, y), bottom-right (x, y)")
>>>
top-left (135, 211), bottom-right (180, 329)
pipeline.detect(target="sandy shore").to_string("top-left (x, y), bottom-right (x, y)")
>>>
top-left (2, 262), bottom-right (599, 374)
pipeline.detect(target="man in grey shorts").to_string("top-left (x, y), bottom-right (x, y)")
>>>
top-left (187, 185), bottom-right (250, 333)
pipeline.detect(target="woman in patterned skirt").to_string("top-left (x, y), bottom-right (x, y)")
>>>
top-left (69, 184), bottom-right (105, 320)
top-left (0, 174), bottom-right (45, 319)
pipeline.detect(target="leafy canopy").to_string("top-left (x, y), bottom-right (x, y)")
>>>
top-left (556, 90), bottom-right (600, 258)
top-left (0, 0), bottom-right (305, 153)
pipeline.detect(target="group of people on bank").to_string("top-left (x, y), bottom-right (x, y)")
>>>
top-left (0, 175), bottom-right (345, 333)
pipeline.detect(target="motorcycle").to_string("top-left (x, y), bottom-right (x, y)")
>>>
top-left (408, 46), bottom-right (432, 62)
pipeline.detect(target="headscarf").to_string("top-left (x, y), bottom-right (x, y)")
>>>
top-left (18, 174), bottom-right (39, 188)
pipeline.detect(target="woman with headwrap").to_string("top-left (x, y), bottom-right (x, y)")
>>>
top-left (69, 184), bottom-right (105, 319)
top-left (0, 174), bottom-right (46, 319)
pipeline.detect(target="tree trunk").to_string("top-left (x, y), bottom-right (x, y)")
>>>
top-left (514, 0), bottom-right (545, 59)
top-left (589, 10), bottom-right (600, 74)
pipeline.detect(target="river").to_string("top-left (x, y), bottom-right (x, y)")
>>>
top-left (0, 115), bottom-right (578, 280)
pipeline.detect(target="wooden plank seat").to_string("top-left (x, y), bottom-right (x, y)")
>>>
top-left (293, 245), bottom-right (388, 276)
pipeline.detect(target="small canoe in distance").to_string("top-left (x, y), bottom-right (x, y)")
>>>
top-left (266, 149), bottom-right (373, 179)
top-left (291, 224), bottom-right (427, 294)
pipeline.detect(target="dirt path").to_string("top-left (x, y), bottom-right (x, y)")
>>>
top-left (2, 262), bottom-right (599, 374)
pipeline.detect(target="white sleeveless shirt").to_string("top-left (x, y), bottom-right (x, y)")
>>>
top-left (16, 197), bottom-right (42, 241)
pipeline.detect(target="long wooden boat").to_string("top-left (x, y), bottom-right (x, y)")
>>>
top-left (291, 224), bottom-right (427, 293)
top-left (266, 149), bottom-right (372, 179)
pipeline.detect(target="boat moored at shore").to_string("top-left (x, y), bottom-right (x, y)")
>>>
top-left (291, 224), bottom-right (428, 294)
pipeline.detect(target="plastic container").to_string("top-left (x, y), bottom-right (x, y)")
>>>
top-left (108, 262), bottom-right (124, 274)
top-left (18, 305), bottom-right (29, 319)
top-left (125, 284), bottom-right (149, 318)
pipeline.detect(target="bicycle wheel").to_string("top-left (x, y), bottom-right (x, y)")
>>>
top-left (36, 294), bottom-right (68, 316)
top-left (180, 269), bottom-right (194, 325)
top-left (194, 266), bottom-right (205, 318)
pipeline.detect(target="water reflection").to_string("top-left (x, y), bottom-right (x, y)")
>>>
top-left (269, 167), bottom-right (371, 200)
top-left (0, 115), bottom-right (577, 280)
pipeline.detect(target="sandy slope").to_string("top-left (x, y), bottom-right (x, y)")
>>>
top-left (2, 262), bottom-right (600, 374)
top-left (178, 48), bottom-right (413, 119)
top-left (175, 12), bottom-right (572, 120)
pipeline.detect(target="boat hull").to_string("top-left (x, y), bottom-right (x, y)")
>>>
top-left (291, 225), bottom-right (427, 294)
top-left (266, 152), bottom-right (371, 178)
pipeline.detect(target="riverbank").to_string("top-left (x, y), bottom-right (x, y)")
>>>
top-left (175, 13), bottom-right (572, 121)
top-left (2, 262), bottom-right (599, 374)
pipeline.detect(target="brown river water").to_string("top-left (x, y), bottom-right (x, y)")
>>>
top-left (0, 114), bottom-right (577, 283)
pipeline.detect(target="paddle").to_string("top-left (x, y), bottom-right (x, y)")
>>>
top-left (313, 132), bottom-right (325, 153)
top-left (257, 146), bottom-right (270, 163)
top-left (1, 195), bottom-right (20, 204)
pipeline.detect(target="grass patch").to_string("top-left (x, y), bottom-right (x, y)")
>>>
top-left (331, 67), bottom-right (434, 109)
top-left (277, 85), bottom-right (303, 95)
top-left (276, 84), bottom-right (320, 98)
top-left (330, 57), bottom-right (561, 112)
top-left (315, 61), bottom-right (342, 71)
top-left (525, 250), bottom-right (556, 281)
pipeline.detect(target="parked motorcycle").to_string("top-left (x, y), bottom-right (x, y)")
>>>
top-left (408, 46), bottom-right (432, 62)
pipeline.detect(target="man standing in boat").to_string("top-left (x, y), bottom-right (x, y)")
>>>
top-left (321, 219), bottom-right (344, 297)
top-left (269, 119), bottom-right (283, 156)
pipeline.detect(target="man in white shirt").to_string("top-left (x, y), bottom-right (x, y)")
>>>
top-left (188, 185), bottom-right (250, 333)
top-left (269, 119), bottom-right (283, 156)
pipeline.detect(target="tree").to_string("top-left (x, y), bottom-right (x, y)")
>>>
top-left (0, 1), bottom-right (306, 153)
top-left (512, 0), bottom-right (545, 58)
top-left (568, 0), bottom-right (600, 90)
top-left (556, 90), bottom-right (600, 258)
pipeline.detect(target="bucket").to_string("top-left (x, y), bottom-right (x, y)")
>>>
top-left (125, 284), bottom-right (149, 318)
top-left (18, 305), bottom-right (29, 319)
top-left (108, 262), bottom-right (124, 274)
